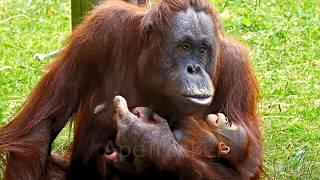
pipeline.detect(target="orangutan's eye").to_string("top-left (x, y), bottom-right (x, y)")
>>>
top-left (181, 44), bottom-right (190, 52)
top-left (200, 46), bottom-right (207, 54)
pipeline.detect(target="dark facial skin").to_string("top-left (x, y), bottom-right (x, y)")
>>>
top-left (165, 9), bottom-right (216, 106)
top-left (140, 9), bottom-right (217, 115)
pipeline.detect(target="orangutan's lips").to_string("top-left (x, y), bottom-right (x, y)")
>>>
top-left (184, 95), bottom-right (213, 105)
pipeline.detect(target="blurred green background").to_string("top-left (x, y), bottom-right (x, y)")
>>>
top-left (0, 0), bottom-right (319, 179)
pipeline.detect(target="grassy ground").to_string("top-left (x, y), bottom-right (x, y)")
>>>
top-left (0, 0), bottom-right (319, 179)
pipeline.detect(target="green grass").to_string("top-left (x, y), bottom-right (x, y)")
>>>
top-left (0, 0), bottom-right (72, 153)
top-left (0, 0), bottom-right (319, 179)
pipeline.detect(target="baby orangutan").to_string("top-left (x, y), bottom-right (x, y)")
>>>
top-left (173, 113), bottom-right (249, 168)
top-left (107, 96), bottom-right (249, 176)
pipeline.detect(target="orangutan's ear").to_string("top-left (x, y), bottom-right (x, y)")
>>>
top-left (218, 142), bottom-right (230, 155)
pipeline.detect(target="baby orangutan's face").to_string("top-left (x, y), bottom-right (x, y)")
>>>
top-left (206, 113), bottom-right (249, 162)
top-left (207, 113), bottom-right (239, 131)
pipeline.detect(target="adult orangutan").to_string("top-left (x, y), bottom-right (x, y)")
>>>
top-left (0, 0), bottom-right (262, 179)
